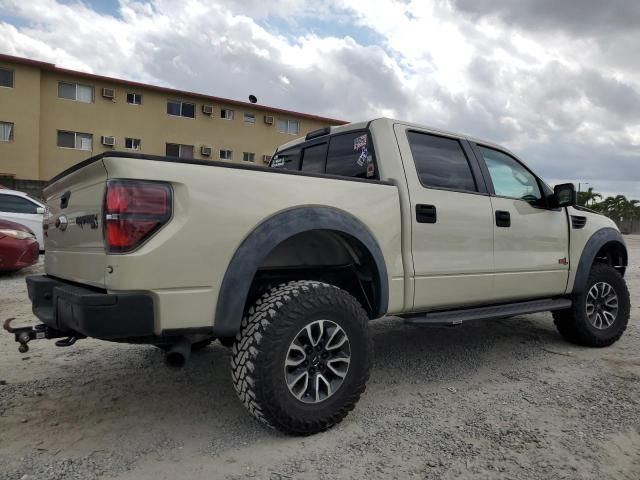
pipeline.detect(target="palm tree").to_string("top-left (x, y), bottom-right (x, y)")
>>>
top-left (577, 187), bottom-right (602, 207)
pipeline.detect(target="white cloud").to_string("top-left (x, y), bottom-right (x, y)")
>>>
top-left (0, 0), bottom-right (639, 198)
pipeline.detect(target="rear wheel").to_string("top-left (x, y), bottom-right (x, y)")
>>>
top-left (553, 264), bottom-right (630, 347)
top-left (230, 280), bottom-right (371, 435)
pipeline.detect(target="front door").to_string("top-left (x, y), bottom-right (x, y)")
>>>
top-left (394, 125), bottom-right (495, 311)
top-left (473, 144), bottom-right (569, 301)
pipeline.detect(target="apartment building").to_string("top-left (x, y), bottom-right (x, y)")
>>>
top-left (0, 54), bottom-right (346, 182)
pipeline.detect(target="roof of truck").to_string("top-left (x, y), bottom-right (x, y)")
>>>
top-left (274, 117), bottom-right (515, 158)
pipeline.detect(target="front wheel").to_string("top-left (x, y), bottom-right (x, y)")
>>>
top-left (553, 264), bottom-right (630, 347)
top-left (230, 280), bottom-right (371, 435)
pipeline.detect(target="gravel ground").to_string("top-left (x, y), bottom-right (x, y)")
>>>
top-left (1, 237), bottom-right (639, 480)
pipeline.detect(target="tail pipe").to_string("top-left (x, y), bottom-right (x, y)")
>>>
top-left (164, 338), bottom-right (191, 369)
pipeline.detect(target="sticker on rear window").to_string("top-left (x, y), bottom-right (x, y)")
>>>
top-left (271, 156), bottom-right (285, 168)
top-left (357, 147), bottom-right (368, 167)
top-left (353, 134), bottom-right (367, 151)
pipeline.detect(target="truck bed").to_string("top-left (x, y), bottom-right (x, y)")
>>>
top-left (42, 152), bottom-right (405, 334)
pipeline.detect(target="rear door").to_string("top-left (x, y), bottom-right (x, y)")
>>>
top-left (394, 125), bottom-right (495, 310)
top-left (472, 144), bottom-right (569, 301)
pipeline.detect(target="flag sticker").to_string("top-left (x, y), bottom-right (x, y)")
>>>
top-left (357, 147), bottom-right (368, 166)
top-left (353, 134), bottom-right (367, 151)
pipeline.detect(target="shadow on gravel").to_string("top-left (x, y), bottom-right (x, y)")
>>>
top-left (2, 313), bottom-right (566, 436)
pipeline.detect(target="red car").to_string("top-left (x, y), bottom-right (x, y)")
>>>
top-left (0, 219), bottom-right (39, 272)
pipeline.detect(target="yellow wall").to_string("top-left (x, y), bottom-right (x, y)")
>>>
top-left (0, 61), bottom-right (41, 179)
top-left (0, 59), bottom-right (338, 181)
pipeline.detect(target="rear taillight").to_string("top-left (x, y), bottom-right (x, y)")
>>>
top-left (104, 180), bottom-right (172, 253)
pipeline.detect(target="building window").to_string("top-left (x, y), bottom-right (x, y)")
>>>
top-left (57, 81), bottom-right (94, 103)
top-left (243, 112), bottom-right (255, 124)
top-left (125, 137), bottom-right (141, 150)
top-left (0, 122), bottom-right (14, 142)
top-left (277, 119), bottom-right (300, 135)
top-left (57, 130), bottom-right (93, 150)
top-left (219, 149), bottom-right (233, 160)
top-left (167, 100), bottom-right (195, 118)
top-left (166, 143), bottom-right (194, 159)
top-left (242, 152), bottom-right (255, 162)
top-left (221, 109), bottom-right (234, 120)
top-left (0, 68), bottom-right (14, 88)
top-left (127, 93), bottom-right (142, 105)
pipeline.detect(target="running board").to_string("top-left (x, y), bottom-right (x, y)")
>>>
top-left (403, 298), bottom-right (572, 327)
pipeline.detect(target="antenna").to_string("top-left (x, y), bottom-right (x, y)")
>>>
top-left (248, 94), bottom-right (257, 104)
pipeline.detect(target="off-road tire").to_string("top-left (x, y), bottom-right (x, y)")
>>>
top-left (230, 280), bottom-right (371, 435)
top-left (553, 264), bottom-right (630, 347)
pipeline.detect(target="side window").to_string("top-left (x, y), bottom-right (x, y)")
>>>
top-left (270, 148), bottom-right (301, 170)
top-left (479, 146), bottom-right (541, 202)
top-left (300, 143), bottom-right (327, 173)
top-left (0, 194), bottom-right (39, 214)
top-left (326, 132), bottom-right (374, 178)
top-left (407, 131), bottom-right (477, 192)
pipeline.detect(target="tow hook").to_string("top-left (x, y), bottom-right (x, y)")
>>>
top-left (3, 317), bottom-right (80, 353)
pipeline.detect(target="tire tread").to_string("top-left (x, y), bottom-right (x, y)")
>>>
top-left (230, 280), bottom-right (371, 435)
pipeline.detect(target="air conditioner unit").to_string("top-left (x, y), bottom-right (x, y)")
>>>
top-left (202, 104), bottom-right (213, 115)
top-left (264, 115), bottom-right (274, 125)
top-left (201, 145), bottom-right (212, 156)
top-left (262, 154), bottom-right (272, 164)
top-left (101, 136), bottom-right (116, 146)
top-left (102, 88), bottom-right (115, 100)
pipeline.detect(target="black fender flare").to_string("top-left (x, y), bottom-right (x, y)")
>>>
top-left (572, 227), bottom-right (627, 294)
top-left (213, 206), bottom-right (389, 337)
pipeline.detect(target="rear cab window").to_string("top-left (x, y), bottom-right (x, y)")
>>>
top-left (270, 148), bottom-right (301, 170)
top-left (270, 130), bottom-right (377, 180)
top-left (301, 143), bottom-right (328, 173)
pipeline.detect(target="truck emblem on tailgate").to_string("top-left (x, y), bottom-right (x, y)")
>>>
top-left (75, 214), bottom-right (99, 229)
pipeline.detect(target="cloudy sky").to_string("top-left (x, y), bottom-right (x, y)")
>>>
top-left (1, 0), bottom-right (639, 199)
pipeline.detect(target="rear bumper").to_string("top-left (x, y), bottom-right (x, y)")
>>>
top-left (26, 275), bottom-right (154, 339)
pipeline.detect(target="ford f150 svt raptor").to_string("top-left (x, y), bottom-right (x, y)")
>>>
top-left (5, 118), bottom-right (630, 435)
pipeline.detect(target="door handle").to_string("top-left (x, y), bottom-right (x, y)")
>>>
top-left (495, 210), bottom-right (511, 227)
top-left (416, 204), bottom-right (437, 223)
top-left (60, 190), bottom-right (71, 209)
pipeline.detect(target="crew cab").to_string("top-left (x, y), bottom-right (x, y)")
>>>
top-left (5, 118), bottom-right (630, 435)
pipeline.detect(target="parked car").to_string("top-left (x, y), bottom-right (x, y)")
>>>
top-left (5, 118), bottom-right (630, 435)
top-left (0, 188), bottom-right (45, 251)
top-left (0, 219), bottom-right (39, 272)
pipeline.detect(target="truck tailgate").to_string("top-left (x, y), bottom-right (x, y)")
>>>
top-left (43, 160), bottom-right (108, 288)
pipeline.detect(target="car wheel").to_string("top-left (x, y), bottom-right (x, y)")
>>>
top-left (230, 280), bottom-right (371, 435)
top-left (553, 264), bottom-right (630, 347)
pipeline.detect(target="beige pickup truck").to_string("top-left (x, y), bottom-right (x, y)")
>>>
top-left (5, 118), bottom-right (630, 435)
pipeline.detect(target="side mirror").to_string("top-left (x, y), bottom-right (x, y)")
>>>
top-left (36, 207), bottom-right (45, 214)
top-left (552, 183), bottom-right (576, 208)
